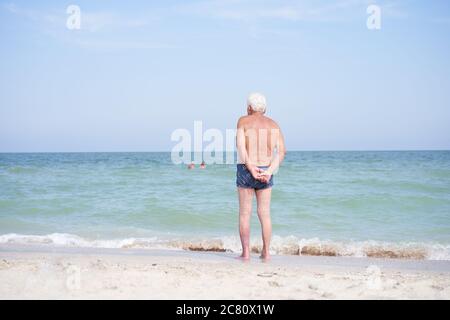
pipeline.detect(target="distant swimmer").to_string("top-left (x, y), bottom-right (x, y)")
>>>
top-left (200, 161), bottom-right (206, 169)
top-left (187, 163), bottom-right (195, 170)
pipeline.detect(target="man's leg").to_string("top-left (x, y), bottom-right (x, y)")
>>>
top-left (238, 187), bottom-right (254, 259)
top-left (256, 188), bottom-right (272, 260)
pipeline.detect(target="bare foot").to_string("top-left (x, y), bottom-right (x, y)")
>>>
top-left (260, 252), bottom-right (271, 262)
top-left (235, 253), bottom-right (250, 261)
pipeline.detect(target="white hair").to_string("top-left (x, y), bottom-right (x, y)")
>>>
top-left (247, 92), bottom-right (267, 113)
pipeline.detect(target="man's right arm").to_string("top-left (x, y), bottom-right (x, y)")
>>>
top-left (264, 125), bottom-right (286, 178)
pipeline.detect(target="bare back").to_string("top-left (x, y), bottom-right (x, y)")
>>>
top-left (237, 114), bottom-right (282, 166)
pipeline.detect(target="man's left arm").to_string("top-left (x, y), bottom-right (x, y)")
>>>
top-left (261, 128), bottom-right (286, 181)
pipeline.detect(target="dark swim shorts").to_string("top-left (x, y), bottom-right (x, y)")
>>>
top-left (236, 164), bottom-right (273, 190)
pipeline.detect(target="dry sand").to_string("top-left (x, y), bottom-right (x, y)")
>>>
top-left (0, 245), bottom-right (449, 299)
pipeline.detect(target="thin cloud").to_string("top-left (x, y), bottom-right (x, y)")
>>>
top-left (78, 12), bottom-right (150, 33)
top-left (1, 3), bottom-right (174, 50)
top-left (3, 3), bottom-right (150, 32)
top-left (72, 39), bottom-right (177, 50)
top-left (173, 0), bottom-right (405, 23)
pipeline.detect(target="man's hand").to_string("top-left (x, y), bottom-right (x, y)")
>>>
top-left (247, 164), bottom-right (272, 183)
top-left (246, 164), bottom-right (264, 180)
top-left (257, 170), bottom-right (272, 183)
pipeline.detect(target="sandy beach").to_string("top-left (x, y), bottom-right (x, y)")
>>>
top-left (1, 245), bottom-right (449, 300)
top-left (2, 0), bottom-right (450, 304)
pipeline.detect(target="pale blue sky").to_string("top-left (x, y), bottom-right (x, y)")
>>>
top-left (1, 0), bottom-right (449, 152)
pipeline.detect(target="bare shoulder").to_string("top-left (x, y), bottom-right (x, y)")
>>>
top-left (237, 115), bottom-right (251, 127)
top-left (263, 116), bottom-right (280, 129)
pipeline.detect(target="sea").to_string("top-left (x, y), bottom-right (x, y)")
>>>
top-left (1, 151), bottom-right (449, 260)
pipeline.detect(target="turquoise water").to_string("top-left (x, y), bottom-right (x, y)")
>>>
top-left (1, 151), bottom-right (449, 259)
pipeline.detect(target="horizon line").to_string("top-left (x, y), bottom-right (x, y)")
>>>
top-left (1, 149), bottom-right (449, 154)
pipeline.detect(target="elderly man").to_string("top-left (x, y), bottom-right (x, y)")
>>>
top-left (236, 93), bottom-right (286, 261)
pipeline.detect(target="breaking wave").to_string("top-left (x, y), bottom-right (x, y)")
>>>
top-left (0, 233), bottom-right (449, 260)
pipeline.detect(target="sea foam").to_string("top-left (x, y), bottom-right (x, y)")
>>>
top-left (1, 233), bottom-right (449, 260)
